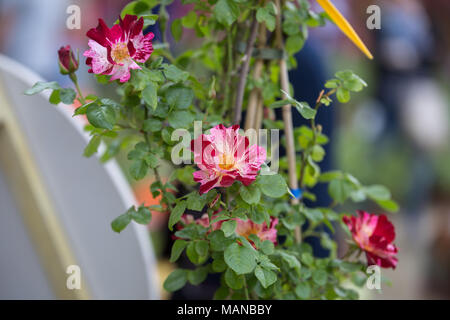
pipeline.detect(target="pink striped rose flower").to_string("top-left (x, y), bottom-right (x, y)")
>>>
top-left (343, 210), bottom-right (398, 269)
top-left (190, 124), bottom-right (266, 194)
top-left (84, 14), bottom-right (154, 83)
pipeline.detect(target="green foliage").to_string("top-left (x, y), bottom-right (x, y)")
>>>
top-left (164, 269), bottom-right (187, 292)
top-left (224, 243), bottom-right (257, 275)
top-left (168, 200), bottom-right (187, 231)
top-left (28, 0), bottom-right (397, 300)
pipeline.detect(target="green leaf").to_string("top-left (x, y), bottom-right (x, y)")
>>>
top-left (295, 282), bottom-right (311, 299)
top-left (328, 179), bottom-right (354, 204)
top-left (224, 268), bottom-right (244, 290)
top-left (300, 252), bottom-right (314, 266)
top-left (311, 145), bottom-right (325, 162)
top-left (171, 18), bottom-right (183, 41)
top-left (286, 34), bottom-right (305, 55)
top-left (163, 269), bottom-right (187, 292)
top-left (319, 171), bottom-right (344, 182)
top-left (325, 79), bottom-right (340, 89)
top-left (86, 104), bottom-right (116, 130)
top-left (120, 0), bottom-right (149, 17)
top-left (212, 253), bottom-right (227, 272)
top-left (336, 87), bottom-right (350, 103)
top-left (224, 243), bottom-right (257, 275)
top-left (165, 85), bottom-right (194, 109)
top-left (221, 220), bottom-right (237, 237)
top-left (170, 239), bottom-right (187, 263)
top-left (335, 70), bottom-right (354, 81)
top-left (302, 208), bottom-right (324, 223)
top-left (208, 230), bottom-right (232, 251)
top-left (129, 159), bottom-right (148, 180)
top-left (254, 266), bottom-right (277, 288)
top-left (59, 88), bottom-right (76, 104)
top-left (257, 174), bottom-right (288, 198)
top-left (168, 201), bottom-right (187, 231)
top-left (249, 205), bottom-right (267, 224)
top-left (195, 240), bottom-right (209, 258)
top-left (376, 199), bottom-right (399, 212)
top-left (214, 286), bottom-right (230, 300)
top-left (279, 251), bottom-right (301, 270)
top-left (163, 64), bottom-right (189, 82)
top-left (83, 135), bottom-right (101, 157)
top-left (256, 4), bottom-right (276, 32)
top-left (363, 185), bottom-right (391, 201)
top-left (339, 261), bottom-right (363, 272)
top-left (312, 269), bottom-right (327, 286)
top-left (168, 110), bottom-right (194, 128)
top-left (240, 184), bottom-right (261, 204)
top-left (142, 118), bottom-right (162, 132)
top-left (131, 206), bottom-right (151, 225)
top-left (186, 241), bottom-right (207, 265)
top-left (181, 11), bottom-right (197, 28)
top-left (143, 14), bottom-right (158, 28)
top-left (186, 192), bottom-right (207, 211)
top-left (142, 82), bottom-right (158, 110)
top-left (187, 266), bottom-right (209, 285)
top-left (111, 213), bottom-right (131, 233)
top-left (294, 101), bottom-right (316, 120)
top-left (49, 90), bottom-right (61, 104)
top-left (269, 99), bottom-right (291, 108)
top-left (74, 101), bottom-right (95, 116)
top-left (261, 240), bottom-right (274, 255)
top-left (214, 0), bottom-right (238, 26)
top-left (25, 81), bottom-right (60, 95)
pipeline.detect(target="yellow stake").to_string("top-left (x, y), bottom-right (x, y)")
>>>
top-left (317, 0), bottom-right (373, 59)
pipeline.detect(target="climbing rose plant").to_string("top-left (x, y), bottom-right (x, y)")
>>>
top-left (26, 0), bottom-right (399, 300)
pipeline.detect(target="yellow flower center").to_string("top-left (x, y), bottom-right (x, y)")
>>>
top-left (218, 153), bottom-right (235, 171)
top-left (111, 43), bottom-right (130, 63)
top-left (238, 225), bottom-right (260, 241)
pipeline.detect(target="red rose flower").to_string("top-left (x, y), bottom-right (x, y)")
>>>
top-left (58, 45), bottom-right (79, 74)
top-left (343, 210), bottom-right (398, 269)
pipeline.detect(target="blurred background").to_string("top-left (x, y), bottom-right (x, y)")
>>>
top-left (0, 0), bottom-right (449, 299)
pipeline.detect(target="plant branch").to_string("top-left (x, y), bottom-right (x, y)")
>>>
top-left (70, 73), bottom-right (86, 105)
top-left (274, 0), bottom-right (301, 243)
top-left (232, 13), bottom-right (259, 124)
top-left (222, 29), bottom-right (234, 116)
top-left (244, 21), bottom-right (267, 130)
top-left (298, 87), bottom-right (339, 189)
top-left (243, 276), bottom-right (250, 300)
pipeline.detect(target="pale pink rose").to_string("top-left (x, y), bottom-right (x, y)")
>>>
top-left (84, 15), bottom-right (154, 83)
top-left (235, 217), bottom-right (278, 245)
top-left (179, 213), bottom-right (223, 231)
top-left (190, 124), bottom-right (266, 194)
top-left (179, 213), bottom-right (278, 245)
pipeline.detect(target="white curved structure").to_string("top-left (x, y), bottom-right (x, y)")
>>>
top-left (0, 54), bottom-right (160, 299)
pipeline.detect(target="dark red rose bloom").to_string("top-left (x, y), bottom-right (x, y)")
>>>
top-left (58, 45), bottom-right (79, 74)
top-left (343, 210), bottom-right (398, 269)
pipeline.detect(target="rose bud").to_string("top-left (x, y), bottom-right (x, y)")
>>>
top-left (58, 45), bottom-right (79, 75)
